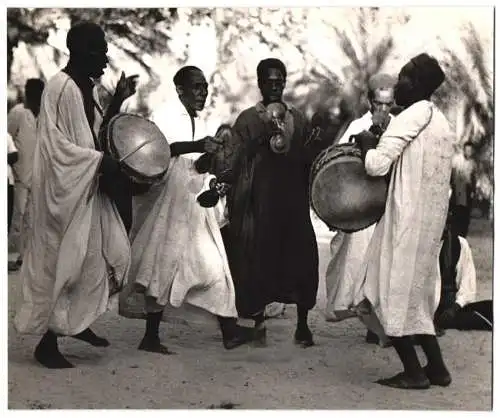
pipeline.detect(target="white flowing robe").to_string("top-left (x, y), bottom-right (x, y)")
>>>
top-left (14, 72), bottom-right (131, 336)
top-left (353, 100), bottom-right (454, 337)
top-left (325, 111), bottom-right (392, 321)
top-left (8, 104), bottom-right (37, 254)
top-left (119, 99), bottom-right (237, 324)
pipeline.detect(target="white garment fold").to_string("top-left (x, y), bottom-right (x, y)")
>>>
top-left (14, 72), bottom-right (130, 336)
top-left (120, 98), bottom-right (235, 323)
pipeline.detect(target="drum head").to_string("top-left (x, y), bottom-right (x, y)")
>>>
top-left (107, 113), bottom-right (171, 184)
top-left (311, 151), bottom-right (387, 232)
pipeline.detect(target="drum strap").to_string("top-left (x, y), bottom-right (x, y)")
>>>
top-left (190, 116), bottom-right (195, 140)
top-left (61, 68), bottom-right (102, 151)
top-left (55, 76), bottom-right (72, 133)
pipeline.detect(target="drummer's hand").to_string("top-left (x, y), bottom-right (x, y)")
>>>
top-left (215, 182), bottom-right (230, 196)
top-left (114, 71), bottom-right (139, 102)
top-left (354, 130), bottom-right (378, 151)
top-left (99, 154), bottom-right (122, 176)
top-left (371, 109), bottom-right (390, 130)
top-left (203, 136), bottom-right (223, 154)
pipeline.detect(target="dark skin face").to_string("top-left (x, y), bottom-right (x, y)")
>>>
top-left (178, 70), bottom-right (209, 116)
top-left (72, 36), bottom-right (109, 79)
top-left (259, 68), bottom-right (286, 106)
top-left (394, 63), bottom-right (417, 108)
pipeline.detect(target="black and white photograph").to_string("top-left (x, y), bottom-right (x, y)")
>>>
top-left (4, 2), bottom-right (494, 411)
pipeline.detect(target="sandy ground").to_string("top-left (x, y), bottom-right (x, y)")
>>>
top-left (7, 219), bottom-right (493, 410)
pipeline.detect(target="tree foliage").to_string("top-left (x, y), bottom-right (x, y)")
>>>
top-left (7, 7), bottom-right (493, 202)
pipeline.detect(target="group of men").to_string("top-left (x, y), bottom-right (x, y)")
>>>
top-left (10, 21), bottom-right (490, 391)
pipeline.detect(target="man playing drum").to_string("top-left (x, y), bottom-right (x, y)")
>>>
top-left (325, 73), bottom-right (396, 347)
top-left (224, 58), bottom-right (325, 347)
top-left (353, 53), bottom-right (454, 389)
top-left (121, 66), bottom-right (253, 354)
top-left (14, 22), bottom-right (136, 369)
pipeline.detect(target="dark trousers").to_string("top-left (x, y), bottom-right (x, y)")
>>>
top-left (8, 183), bottom-right (14, 234)
top-left (452, 205), bottom-right (472, 237)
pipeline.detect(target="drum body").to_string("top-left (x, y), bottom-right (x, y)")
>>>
top-left (105, 113), bottom-right (171, 185)
top-left (310, 143), bottom-right (388, 232)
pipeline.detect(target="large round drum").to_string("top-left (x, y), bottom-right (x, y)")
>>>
top-left (105, 113), bottom-right (171, 185)
top-left (310, 143), bottom-right (388, 232)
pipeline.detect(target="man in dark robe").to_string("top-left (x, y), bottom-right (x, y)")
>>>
top-left (225, 58), bottom-right (324, 347)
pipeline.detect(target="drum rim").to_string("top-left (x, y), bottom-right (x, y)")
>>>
top-left (309, 143), bottom-right (386, 233)
top-left (105, 112), bottom-right (170, 182)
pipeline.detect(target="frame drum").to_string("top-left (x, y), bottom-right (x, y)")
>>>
top-left (105, 113), bottom-right (171, 185)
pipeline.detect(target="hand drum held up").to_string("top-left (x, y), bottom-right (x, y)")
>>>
top-left (104, 113), bottom-right (171, 185)
top-left (310, 143), bottom-right (388, 233)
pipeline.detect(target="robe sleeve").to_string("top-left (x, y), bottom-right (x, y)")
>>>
top-left (224, 111), bottom-right (250, 178)
top-left (455, 237), bottom-right (477, 307)
top-left (365, 101), bottom-right (433, 176)
top-left (337, 119), bottom-right (360, 145)
top-left (151, 104), bottom-right (196, 145)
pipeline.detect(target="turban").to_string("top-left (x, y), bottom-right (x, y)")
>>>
top-left (407, 53), bottom-right (445, 95)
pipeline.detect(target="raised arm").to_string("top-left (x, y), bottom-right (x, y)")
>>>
top-left (364, 101), bottom-right (433, 177)
top-left (217, 112), bottom-right (250, 183)
top-left (98, 72), bottom-right (139, 143)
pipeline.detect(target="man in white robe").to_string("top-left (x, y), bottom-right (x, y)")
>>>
top-left (353, 53), bottom-right (454, 389)
top-left (324, 74), bottom-right (396, 348)
top-left (14, 22), bottom-right (136, 369)
top-left (7, 79), bottom-right (45, 271)
top-left (120, 66), bottom-right (253, 353)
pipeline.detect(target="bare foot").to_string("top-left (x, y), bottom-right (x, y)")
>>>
top-left (72, 328), bottom-right (110, 347)
top-left (252, 326), bottom-right (267, 348)
top-left (138, 337), bottom-right (176, 355)
top-left (223, 325), bottom-right (254, 350)
top-left (294, 326), bottom-right (315, 348)
top-left (376, 371), bottom-right (430, 390)
top-left (34, 340), bottom-right (74, 369)
top-left (423, 365), bottom-right (452, 387)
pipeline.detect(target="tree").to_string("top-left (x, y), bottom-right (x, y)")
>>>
top-left (326, 8), bottom-right (409, 118)
top-left (435, 22), bottom-right (493, 205)
top-left (7, 8), bottom-right (60, 83)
